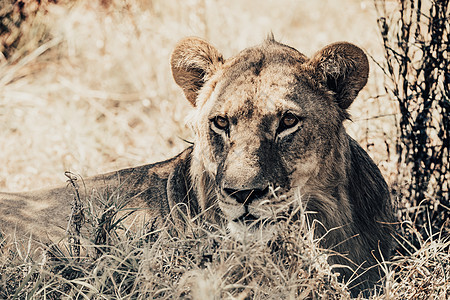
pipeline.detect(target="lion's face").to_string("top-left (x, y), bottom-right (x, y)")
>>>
top-left (171, 37), bottom-right (369, 236)
top-left (194, 60), bottom-right (341, 234)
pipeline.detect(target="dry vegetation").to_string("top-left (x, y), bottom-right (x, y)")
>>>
top-left (0, 0), bottom-right (448, 299)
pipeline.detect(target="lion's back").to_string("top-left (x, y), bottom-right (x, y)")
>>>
top-left (0, 188), bottom-right (73, 241)
top-left (0, 147), bottom-right (196, 243)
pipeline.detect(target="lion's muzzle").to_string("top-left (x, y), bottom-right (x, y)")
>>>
top-left (221, 185), bottom-right (271, 224)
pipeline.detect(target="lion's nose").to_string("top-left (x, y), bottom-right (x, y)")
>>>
top-left (223, 186), bottom-right (269, 204)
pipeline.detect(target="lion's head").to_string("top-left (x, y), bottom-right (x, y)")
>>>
top-left (171, 36), bottom-right (369, 238)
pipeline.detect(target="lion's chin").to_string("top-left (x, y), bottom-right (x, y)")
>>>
top-left (227, 220), bottom-right (278, 243)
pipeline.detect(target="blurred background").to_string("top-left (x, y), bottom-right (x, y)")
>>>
top-left (0, 0), bottom-right (398, 192)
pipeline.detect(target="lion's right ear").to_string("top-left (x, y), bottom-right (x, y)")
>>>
top-left (171, 38), bottom-right (224, 106)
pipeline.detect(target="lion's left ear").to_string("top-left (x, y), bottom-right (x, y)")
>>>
top-left (171, 37), bottom-right (224, 107)
top-left (308, 42), bottom-right (369, 109)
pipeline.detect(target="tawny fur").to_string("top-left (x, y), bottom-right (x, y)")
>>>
top-left (0, 37), bottom-right (393, 296)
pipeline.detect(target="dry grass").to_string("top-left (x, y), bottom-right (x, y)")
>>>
top-left (0, 187), bottom-right (350, 299)
top-left (0, 0), bottom-right (448, 299)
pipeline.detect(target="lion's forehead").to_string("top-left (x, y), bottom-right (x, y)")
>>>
top-left (201, 43), bottom-right (320, 125)
top-left (211, 66), bottom-right (303, 120)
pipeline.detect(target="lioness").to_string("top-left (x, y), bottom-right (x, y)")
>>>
top-left (0, 36), bottom-right (393, 294)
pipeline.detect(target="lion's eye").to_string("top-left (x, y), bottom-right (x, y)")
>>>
top-left (279, 112), bottom-right (299, 131)
top-left (213, 116), bottom-right (229, 130)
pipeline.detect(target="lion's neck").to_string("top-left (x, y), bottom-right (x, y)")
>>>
top-left (189, 148), bottom-right (221, 223)
top-left (301, 131), bottom-right (353, 231)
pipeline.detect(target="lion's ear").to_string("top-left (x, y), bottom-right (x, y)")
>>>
top-left (309, 42), bottom-right (369, 109)
top-left (171, 37), bottom-right (224, 106)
